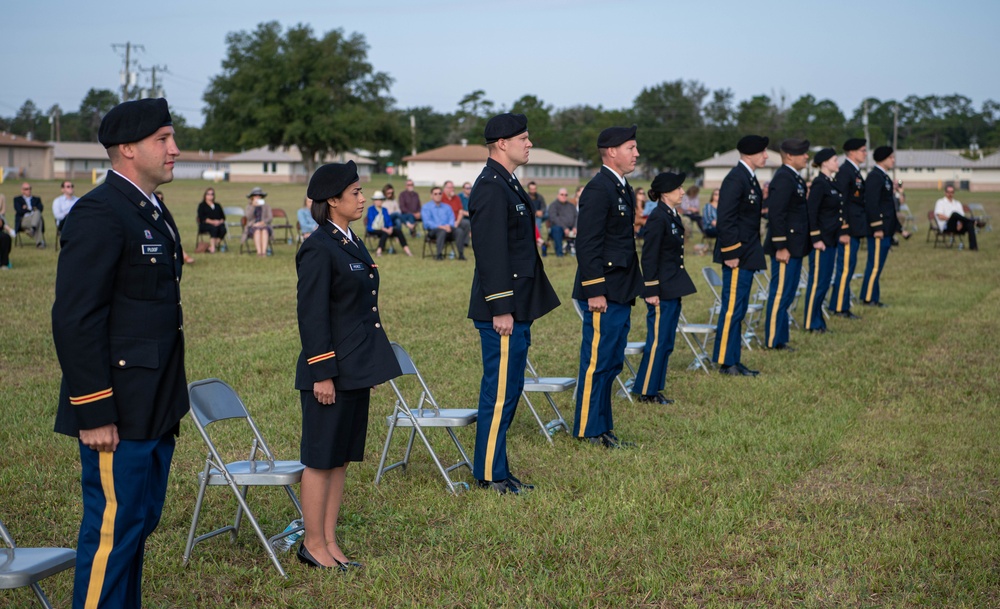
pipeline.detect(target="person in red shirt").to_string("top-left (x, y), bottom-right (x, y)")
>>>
top-left (442, 180), bottom-right (471, 253)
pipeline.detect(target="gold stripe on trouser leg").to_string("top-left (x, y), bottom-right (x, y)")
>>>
top-left (641, 305), bottom-right (660, 395)
top-left (768, 262), bottom-right (786, 347)
top-left (577, 311), bottom-right (601, 436)
top-left (836, 241), bottom-right (851, 310)
top-left (717, 268), bottom-right (739, 364)
top-left (805, 252), bottom-right (820, 329)
top-left (483, 334), bottom-right (510, 482)
top-left (865, 239), bottom-right (881, 301)
top-left (85, 451), bottom-right (118, 609)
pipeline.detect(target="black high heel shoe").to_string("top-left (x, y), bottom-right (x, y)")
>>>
top-left (297, 543), bottom-right (346, 571)
top-left (333, 557), bottom-right (365, 570)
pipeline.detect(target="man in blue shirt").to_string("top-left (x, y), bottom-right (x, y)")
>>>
top-left (422, 188), bottom-right (464, 260)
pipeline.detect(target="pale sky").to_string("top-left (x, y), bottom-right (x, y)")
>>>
top-left (6, 0), bottom-right (999, 129)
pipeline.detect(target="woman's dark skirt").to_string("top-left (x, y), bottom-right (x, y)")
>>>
top-left (300, 387), bottom-right (370, 469)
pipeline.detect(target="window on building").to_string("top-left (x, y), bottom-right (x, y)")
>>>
top-left (262, 162), bottom-right (269, 173)
top-left (451, 162), bottom-right (461, 168)
top-left (271, 162), bottom-right (277, 173)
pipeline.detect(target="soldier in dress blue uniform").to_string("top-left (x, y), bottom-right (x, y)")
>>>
top-left (861, 146), bottom-right (898, 307)
top-left (803, 148), bottom-right (845, 333)
top-left (52, 98), bottom-right (188, 609)
top-left (294, 161), bottom-right (402, 569)
top-left (763, 139), bottom-right (811, 351)
top-left (830, 138), bottom-right (868, 319)
top-left (573, 125), bottom-right (643, 448)
top-left (631, 172), bottom-right (696, 404)
top-left (713, 135), bottom-right (769, 376)
top-left (468, 113), bottom-right (560, 494)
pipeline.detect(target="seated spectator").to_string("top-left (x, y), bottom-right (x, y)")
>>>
top-left (398, 179), bottom-right (421, 236)
top-left (422, 187), bottom-right (465, 260)
top-left (934, 186), bottom-right (978, 251)
top-left (442, 180), bottom-right (471, 247)
top-left (14, 182), bottom-right (45, 248)
top-left (298, 197), bottom-right (318, 240)
top-left (52, 181), bottom-right (79, 231)
top-left (527, 181), bottom-right (546, 238)
top-left (459, 181), bottom-right (472, 211)
top-left (701, 189), bottom-right (720, 238)
top-left (242, 186), bottom-right (273, 257)
top-left (196, 187), bottom-right (227, 253)
top-left (678, 185), bottom-right (701, 237)
top-left (381, 183), bottom-right (401, 229)
top-left (367, 191), bottom-right (412, 257)
top-left (633, 187), bottom-right (649, 234)
top-left (548, 187), bottom-right (578, 257)
top-left (0, 215), bottom-right (12, 270)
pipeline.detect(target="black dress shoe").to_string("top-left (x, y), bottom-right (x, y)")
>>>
top-left (807, 328), bottom-right (830, 334)
top-left (506, 474), bottom-right (534, 491)
top-left (766, 344), bottom-right (796, 352)
top-left (636, 393), bottom-right (675, 405)
top-left (861, 300), bottom-right (887, 308)
top-left (458, 254), bottom-right (467, 260)
top-left (832, 311), bottom-right (861, 320)
top-left (719, 364), bottom-right (742, 376)
top-left (434, 254), bottom-right (444, 261)
top-left (580, 432), bottom-right (632, 449)
top-left (297, 543), bottom-right (345, 571)
top-left (476, 478), bottom-right (517, 495)
top-left (736, 363), bottom-right (760, 376)
top-left (603, 431), bottom-right (636, 448)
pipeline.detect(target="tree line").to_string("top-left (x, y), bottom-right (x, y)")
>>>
top-left (3, 21), bottom-right (998, 175)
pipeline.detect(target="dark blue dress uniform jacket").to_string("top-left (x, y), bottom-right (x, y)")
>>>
top-left (640, 202), bottom-right (696, 300)
top-left (764, 165), bottom-right (811, 258)
top-left (52, 170), bottom-right (188, 440)
top-left (468, 158), bottom-right (560, 322)
top-left (835, 160), bottom-right (868, 239)
top-left (807, 173), bottom-right (844, 248)
top-left (295, 222), bottom-right (401, 392)
top-left (864, 166), bottom-right (899, 238)
top-left (572, 166), bottom-right (643, 304)
top-left (712, 163), bottom-right (766, 270)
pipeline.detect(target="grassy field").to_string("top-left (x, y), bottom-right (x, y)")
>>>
top-left (1, 176), bottom-right (998, 608)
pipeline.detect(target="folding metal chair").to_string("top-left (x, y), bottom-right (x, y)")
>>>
top-left (521, 356), bottom-right (573, 442)
top-left (898, 203), bottom-right (918, 234)
top-left (0, 516), bottom-right (75, 609)
top-left (703, 266), bottom-right (763, 349)
top-left (271, 208), bottom-right (294, 244)
top-left (571, 299), bottom-right (642, 402)
top-left (676, 311), bottom-right (716, 373)
top-left (968, 203), bottom-right (991, 232)
top-left (221, 206), bottom-right (245, 252)
top-left (375, 343), bottom-right (477, 495)
top-left (183, 379), bottom-right (305, 579)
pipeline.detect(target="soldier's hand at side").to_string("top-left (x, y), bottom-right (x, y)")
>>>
top-left (493, 313), bottom-right (514, 336)
top-left (80, 423), bottom-right (119, 452)
top-left (588, 295), bottom-right (607, 313)
top-left (839, 235), bottom-right (850, 244)
top-left (874, 231), bottom-right (884, 239)
top-left (724, 258), bottom-right (739, 269)
top-left (776, 249), bottom-right (790, 263)
top-left (813, 241), bottom-right (826, 251)
top-left (644, 295), bottom-right (660, 306)
top-left (314, 379), bottom-right (336, 405)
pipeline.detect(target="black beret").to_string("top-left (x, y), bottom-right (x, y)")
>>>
top-left (843, 138), bottom-right (866, 152)
top-left (597, 125), bottom-right (637, 148)
top-left (780, 138), bottom-right (810, 155)
top-left (812, 148), bottom-right (837, 167)
top-left (648, 172), bottom-right (686, 201)
top-left (98, 98), bottom-right (172, 148)
top-left (484, 113), bottom-right (528, 144)
top-left (307, 161), bottom-right (359, 201)
top-left (737, 135), bottom-right (769, 155)
top-left (873, 146), bottom-right (894, 162)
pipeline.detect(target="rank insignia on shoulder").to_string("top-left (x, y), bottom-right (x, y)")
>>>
top-left (139, 200), bottom-right (147, 207)
top-left (152, 211), bottom-right (160, 220)
top-left (144, 230), bottom-right (153, 239)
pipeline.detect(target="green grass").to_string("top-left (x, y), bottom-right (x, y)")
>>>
top-left (1, 177), bottom-right (999, 607)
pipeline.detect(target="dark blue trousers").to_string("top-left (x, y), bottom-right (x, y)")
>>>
top-left (74, 435), bottom-right (174, 609)
top-left (473, 320), bottom-right (531, 481)
top-left (764, 256), bottom-right (802, 348)
top-left (830, 237), bottom-right (860, 313)
top-left (550, 226), bottom-right (567, 257)
top-left (861, 236), bottom-right (891, 304)
top-left (632, 298), bottom-right (681, 397)
top-left (713, 266), bottom-right (755, 366)
top-left (803, 247), bottom-right (836, 330)
top-left (574, 300), bottom-right (630, 437)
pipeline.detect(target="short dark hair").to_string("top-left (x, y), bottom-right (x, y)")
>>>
top-left (311, 198), bottom-right (330, 225)
top-left (527, 181), bottom-right (537, 187)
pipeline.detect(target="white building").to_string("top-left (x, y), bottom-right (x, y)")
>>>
top-left (226, 146), bottom-right (374, 183)
top-left (52, 141), bottom-right (232, 181)
top-left (695, 149), bottom-right (783, 189)
top-left (403, 143), bottom-right (585, 186)
top-left (1, 132), bottom-right (53, 180)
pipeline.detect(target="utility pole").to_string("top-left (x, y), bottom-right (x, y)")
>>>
top-left (862, 100), bottom-right (871, 172)
top-left (140, 64), bottom-right (168, 98)
top-left (409, 114), bottom-right (417, 157)
top-left (891, 104), bottom-right (899, 184)
top-left (48, 106), bottom-right (62, 142)
top-left (112, 42), bottom-right (144, 102)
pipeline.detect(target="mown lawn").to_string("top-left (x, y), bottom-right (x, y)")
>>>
top-left (1, 177), bottom-right (998, 608)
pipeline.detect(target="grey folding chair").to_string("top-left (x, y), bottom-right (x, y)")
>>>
top-left (703, 266), bottom-right (763, 349)
top-left (968, 202), bottom-right (991, 232)
top-left (521, 356), bottom-right (573, 442)
top-left (183, 378), bottom-right (305, 579)
top-left (221, 206), bottom-right (244, 252)
top-left (677, 311), bottom-right (716, 374)
top-left (0, 516), bottom-right (75, 609)
top-left (571, 298), bottom-right (642, 402)
top-left (376, 343), bottom-right (477, 495)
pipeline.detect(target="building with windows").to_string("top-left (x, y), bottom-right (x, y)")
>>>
top-left (403, 143), bottom-right (585, 186)
top-left (1, 132), bottom-right (53, 180)
top-left (226, 146), bottom-right (374, 183)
